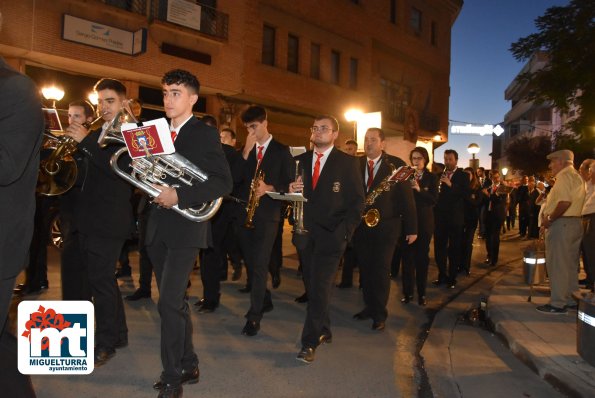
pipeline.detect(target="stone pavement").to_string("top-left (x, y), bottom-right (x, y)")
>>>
top-left (423, 234), bottom-right (595, 398)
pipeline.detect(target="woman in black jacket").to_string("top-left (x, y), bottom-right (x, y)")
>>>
top-left (460, 167), bottom-right (485, 275)
top-left (401, 147), bottom-right (438, 306)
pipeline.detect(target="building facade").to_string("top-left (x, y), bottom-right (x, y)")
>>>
top-left (1, 0), bottom-right (462, 151)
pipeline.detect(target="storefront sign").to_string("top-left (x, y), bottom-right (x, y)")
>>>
top-left (450, 124), bottom-right (504, 136)
top-left (167, 0), bottom-right (202, 31)
top-left (62, 14), bottom-right (146, 56)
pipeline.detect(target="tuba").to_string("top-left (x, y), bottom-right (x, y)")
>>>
top-left (99, 101), bottom-right (222, 222)
top-left (37, 116), bottom-right (104, 196)
top-left (362, 159), bottom-right (415, 228)
top-left (244, 165), bottom-right (264, 229)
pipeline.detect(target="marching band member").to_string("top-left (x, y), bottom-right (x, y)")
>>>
top-left (289, 115), bottom-right (364, 363)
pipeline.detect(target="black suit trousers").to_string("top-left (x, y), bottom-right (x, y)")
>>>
top-left (61, 230), bottom-right (91, 301)
top-left (485, 213), bottom-right (504, 264)
top-left (402, 231), bottom-right (432, 298)
top-left (434, 214), bottom-right (463, 283)
top-left (461, 219), bottom-right (479, 273)
top-left (78, 233), bottom-right (128, 349)
top-left (238, 220), bottom-right (278, 322)
top-left (147, 241), bottom-right (199, 385)
top-left (297, 234), bottom-right (346, 348)
top-left (0, 325), bottom-right (36, 398)
top-left (25, 196), bottom-right (54, 289)
top-left (137, 208), bottom-right (153, 292)
top-left (200, 207), bottom-right (233, 303)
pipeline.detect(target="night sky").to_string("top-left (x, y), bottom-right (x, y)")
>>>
top-left (437, 0), bottom-right (570, 169)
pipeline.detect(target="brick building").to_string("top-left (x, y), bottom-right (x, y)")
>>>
top-left (0, 0), bottom-right (462, 153)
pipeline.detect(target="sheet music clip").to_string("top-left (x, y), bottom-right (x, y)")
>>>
top-left (266, 192), bottom-right (308, 202)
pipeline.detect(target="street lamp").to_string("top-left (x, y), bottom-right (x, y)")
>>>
top-left (501, 167), bottom-right (509, 178)
top-left (41, 86), bottom-right (65, 108)
top-left (433, 134), bottom-right (442, 142)
top-left (467, 143), bottom-right (480, 170)
top-left (344, 108), bottom-right (363, 141)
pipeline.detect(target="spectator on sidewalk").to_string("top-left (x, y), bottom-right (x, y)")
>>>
top-left (580, 159), bottom-right (595, 290)
top-left (537, 150), bottom-right (585, 315)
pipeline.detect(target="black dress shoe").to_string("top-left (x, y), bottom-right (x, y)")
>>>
top-left (400, 296), bottom-right (413, 304)
top-left (194, 298), bottom-right (205, 307)
top-left (94, 348), bottom-right (115, 367)
top-left (431, 279), bottom-right (444, 286)
top-left (126, 289), bottom-right (151, 301)
top-left (231, 267), bottom-right (242, 281)
top-left (353, 311), bottom-right (371, 320)
top-left (114, 338), bottom-right (128, 349)
top-left (448, 281), bottom-right (457, 289)
top-left (153, 367), bottom-right (199, 390)
top-left (484, 258), bottom-right (491, 264)
top-left (296, 346), bottom-right (315, 363)
top-left (418, 296), bottom-right (427, 306)
top-left (115, 269), bottom-right (132, 279)
top-left (336, 282), bottom-right (353, 289)
top-left (295, 292), bottom-right (308, 303)
top-left (371, 320), bottom-right (385, 331)
top-left (241, 320), bottom-right (260, 337)
top-left (318, 333), bottom-right (332, 345)
top-left (272, 274), bottom-right (281, 289)
top-left (197, 301), bottom-right (219, 314)
top-left (238, 285), bottom-right (251, 293)
top-left (157, 384), bottom-right (183, 398)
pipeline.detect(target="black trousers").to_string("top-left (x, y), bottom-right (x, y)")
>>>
top-left (60, 230), bottom-right (91, 301)
top-left (339, 242), bottom-right (357, 285)
top-left (519, 206), bottom-right (530, 236)
top-left (296, 234), bottom-right (346, 348)
top-left (485, 213), bottom-right (504, 265)
top-left (354, 225), bottom-right (399, 322)
top-left (434, 215), bottom-right (463, 284)
top-left (200, 207), bottom-right (233, 304)
top-left (460, 219), bottom-right (478, 273)
top-left (402, 231), bottom-right (432, 298)
top-left (268, 218), bottom-right (284, 277)
top-left (238, 220), bottom-right (278, 322)
top-left (0, 320), bottom-right (36, 398)
top-left (147, 240), bottom-right (199, 386)
top-left (79, 233), bottom-right (128, 350)
top-left (582, 213), bottom-right (595, 285)
top-left (25, 196), bottom-right (54, 289)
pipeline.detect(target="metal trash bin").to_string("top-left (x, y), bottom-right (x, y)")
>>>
top-left (576, 293), bottom-right (595, 367)
top-left (523, 242), bottom-right (547, 302)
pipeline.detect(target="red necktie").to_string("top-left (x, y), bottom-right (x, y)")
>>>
top-left (367, 160), bottom-right (375, 190)
top-left (170, 130), bottom-right (177, 142)
top-left (257, 145), bottom-right (264, 165)
top-left (312, 152), bottom-right (324, 189)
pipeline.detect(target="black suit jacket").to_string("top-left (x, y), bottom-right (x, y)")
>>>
top-left (294, 147), bottom-right (365, 254)
top-left (486, 185), bottom-right (507, 221)
top-left (435, 168), bottom-right (469, 225)
top-left (146, 117), bottom-right (232, 248)
top-left (517, 185), bottom-right (530, 212)
top-left (74, 129), bottom-right (134, 239)
top-left (359, 153), bottom-right (417, 236)
top-left (237, 138), bottom-right (292, 224)
top-left (0, 58), bottom-right (44, 279)
top-left (412, 169), bottom-right (438, 236)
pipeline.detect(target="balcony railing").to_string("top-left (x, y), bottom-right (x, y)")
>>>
top-left (151, 0), bottom-right (229, 40)
top-left (103, 0), bottom-right (148, 16)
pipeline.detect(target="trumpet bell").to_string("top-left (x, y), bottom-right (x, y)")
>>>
top-left (37, 157), bottom-right (77, 196)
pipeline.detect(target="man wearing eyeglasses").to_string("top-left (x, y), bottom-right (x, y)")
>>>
top-left (235, 106), bottom-right (293, 337)
top-left (289, 115), bottom-right (365, 363)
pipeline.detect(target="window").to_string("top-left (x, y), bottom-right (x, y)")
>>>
top-left (390, 0), bottom-right (397, 24)
top-left (379, 78), bottom-right (411, 123)
top-left (410, 7), bottom-right (422, 36)
top-left (262, 25), bottom-right (276, 66)
top-left (431, 21), bottom-right (437, 46)
top-left (349, 58), bottom-right (358, 89)
top-left (287, 34), bottom-right (299, 73)
top-left (331, 50), bottom-right (341, 85)
top-left (310, 43), bottom-right (321, 79)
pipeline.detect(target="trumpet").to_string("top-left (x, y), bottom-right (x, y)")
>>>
top-left (37, 115), bottom-right (104, 196)
top-left (291, 160), bottom-right (308, 235)
top-left (245, 166), bottom-right (264, 229)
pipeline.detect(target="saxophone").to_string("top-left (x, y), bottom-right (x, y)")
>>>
top-left (244, 166), bottom-right (265, 229)
top-left (362, 159), bottom-right (415, 228)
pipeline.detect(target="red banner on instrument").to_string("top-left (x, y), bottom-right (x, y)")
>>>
top-left (389, 166), bottom-right (415, 182)
top-left (121, 118), bottom-right (174, 159)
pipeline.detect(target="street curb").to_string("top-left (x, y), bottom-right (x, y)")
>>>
top-left (488, 273), bottom-right (595, 398)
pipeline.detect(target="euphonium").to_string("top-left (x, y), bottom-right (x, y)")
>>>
top-left (102, 101), bottom-right (223, 222)
top-left (362, 160), bottom-right (415, 228)
top-left (37, 115), bottom-right (104, 196)
top-left (244, 166), bottom-right (264, 229)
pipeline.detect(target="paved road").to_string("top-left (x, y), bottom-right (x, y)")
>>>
top-left (10, 224), bottom-right (541, 398)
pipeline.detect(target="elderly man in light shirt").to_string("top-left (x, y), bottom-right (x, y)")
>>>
top-left (580, 160), bottom-right (595, 290)
top-left (537, 150), bottom-right (586, 314)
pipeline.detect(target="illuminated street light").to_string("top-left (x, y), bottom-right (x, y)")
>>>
top-left (41, 86), bottom-right (65, 108)
top-left (344, 108), bottom-right (364, 142)
top-left (433, 134), bottom-right (442, 142)
top-left (502, 167), bottom-right (509, 177)
top-left (467, 143), bottom-right (480, 170)
top-left (88, 92), bottom-right (98, 106)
